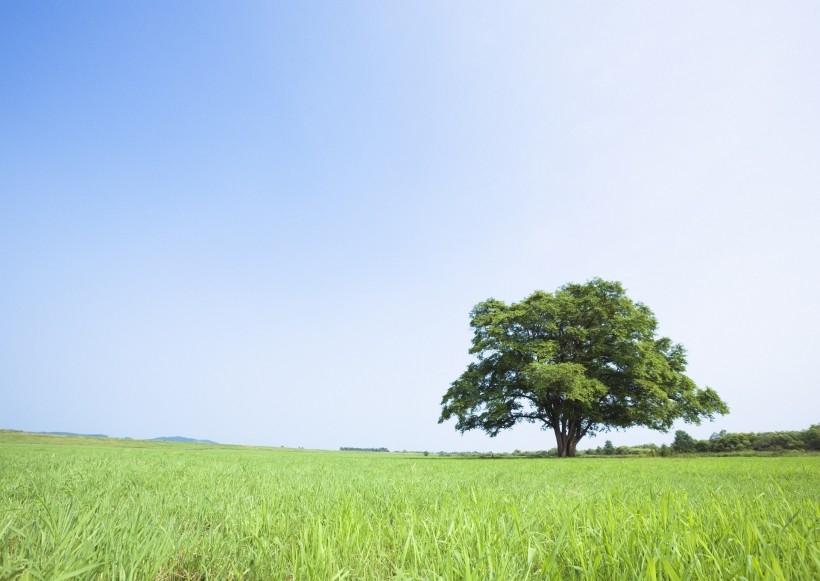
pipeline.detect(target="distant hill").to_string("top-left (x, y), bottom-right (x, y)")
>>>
top-left (40, 431), bottom-right (109, 438)
top-left (30, 431), bottom-right (218, 444)
top-left (150, 436), bottom-right (218, 444)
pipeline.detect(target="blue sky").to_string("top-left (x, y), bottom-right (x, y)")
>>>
top-left (2, 2), bottom-right (818, 452)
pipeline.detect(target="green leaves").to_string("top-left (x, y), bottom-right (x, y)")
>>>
top-left (440, 278), bottom-right (729, 456)
top-left (524, 362), bottom-right (606, 405)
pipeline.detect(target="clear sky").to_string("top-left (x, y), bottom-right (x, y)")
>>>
top-left (2, 2), bottom-right (818, 452)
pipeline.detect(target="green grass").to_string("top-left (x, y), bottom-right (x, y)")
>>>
top-left (1, 431), bottom-right (818, 580)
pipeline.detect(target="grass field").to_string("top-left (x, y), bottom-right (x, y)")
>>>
top-left (1, 431), bottom-right (818, 580)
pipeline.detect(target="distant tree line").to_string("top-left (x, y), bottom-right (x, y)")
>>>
top-left (428, 424), bottom-right (820, 459)
top-left (337, 424), bottom-right (819, 458)
top-left (340, 447), bottom-right (389, 452)
top-left (669, 424), bottom-right (820, 454)
top-left (574, 424), bottom-right (820, 457)
top-left (600, 424), bottom-right (820, 457)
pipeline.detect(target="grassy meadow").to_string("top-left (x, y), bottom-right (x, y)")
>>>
top-left (1, 431), bottom-right (818, 580)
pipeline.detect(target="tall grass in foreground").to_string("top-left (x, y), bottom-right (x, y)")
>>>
top-left (1, 433), bottom-right (818, 580)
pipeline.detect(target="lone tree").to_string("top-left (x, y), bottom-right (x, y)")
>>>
top-left (439, 278), bottom-right (728, 457)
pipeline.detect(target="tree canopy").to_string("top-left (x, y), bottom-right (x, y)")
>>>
top-left (439, 278), bottom-right (728, 457)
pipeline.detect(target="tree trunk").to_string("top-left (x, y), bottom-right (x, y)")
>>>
top-left (554, 426), bottom-right (581, 457)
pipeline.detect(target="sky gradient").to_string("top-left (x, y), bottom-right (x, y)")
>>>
top-left (2, 2), bottom-right (818, 452)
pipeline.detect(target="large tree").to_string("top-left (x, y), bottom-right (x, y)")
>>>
top-left (439, 278), bottom-right (728, 457)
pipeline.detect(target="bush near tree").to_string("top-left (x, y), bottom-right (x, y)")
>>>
top-left (672, 430), bottom-right (696, 453)
top-left (802, 424), bottom-right (820, 450)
